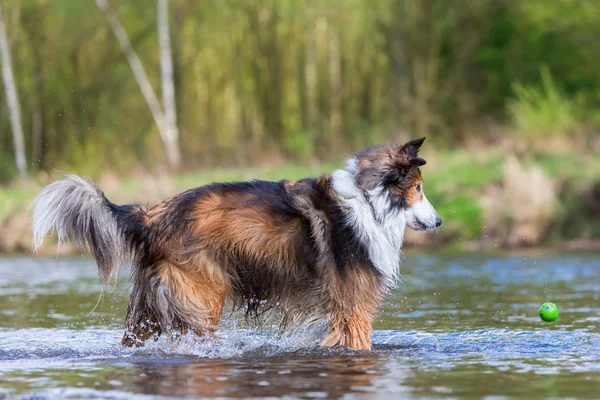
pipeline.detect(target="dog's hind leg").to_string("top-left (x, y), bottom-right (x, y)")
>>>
top-left (160, 259), bottom-right (228, 335)
top-left (121, 258), bottom-right (228, 347)
top-left (121, 307), bottom-right (162, 347)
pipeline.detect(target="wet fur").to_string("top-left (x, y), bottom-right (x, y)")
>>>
top-left (32, 138), bottom-right (440, 350)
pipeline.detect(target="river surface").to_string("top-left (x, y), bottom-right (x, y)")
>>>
top-left (0, 252), bottom-right (599, 399)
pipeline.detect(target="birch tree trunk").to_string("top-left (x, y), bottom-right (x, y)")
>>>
top-left (157, 0), bottom-right (180, 169)
top-left (328, 28), bottom-right (342, 151)
top-left (305, 23), bottom-right (317, 146)
top-left (30, 27), bottom-right (43, 170)
top-left (31, 72), bottom-right (42, 169)
top-left (95, 0), bottom-right (181, 170)
top-left (0, 4), bottom-right (27, 178)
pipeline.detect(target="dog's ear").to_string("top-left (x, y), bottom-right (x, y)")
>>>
top-left (399, 137), bottom-right (426, 167)
top-left (410, 157), bottom-right (426, 167)
top-left (400, 137), bottom-right (425, 159)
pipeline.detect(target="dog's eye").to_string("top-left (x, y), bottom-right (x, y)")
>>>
top-left (415, 184), bottom-right (421, 192)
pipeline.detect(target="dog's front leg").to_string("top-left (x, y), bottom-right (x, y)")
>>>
top-left (320, 269), bottom-right (385, 351)
top-left (320, 304), bottom-right (375, 350)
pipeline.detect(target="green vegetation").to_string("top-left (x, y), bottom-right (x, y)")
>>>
top-left (509, 68), bottom-right (580, 139)
top-left (0, 0), bottom-right (599, 180)
top-left (0, 0), bottom-right (599, 252)
top-left (2, 151), bottom-right (598, 254)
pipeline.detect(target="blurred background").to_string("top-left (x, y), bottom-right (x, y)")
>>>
top-left (0, 0), bottom-right (599, 253)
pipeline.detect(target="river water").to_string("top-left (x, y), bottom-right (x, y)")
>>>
top-left (0, 253), bottom-right (599, 399)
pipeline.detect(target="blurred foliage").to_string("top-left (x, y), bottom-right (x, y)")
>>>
top-left (2, 150), bottom-right (599, 253)
top-left (0, 0), bottom-right (599, 181)
top-left (555, 179), bottom-right (600, 241)
top-left (509, 67), bottom-right (580, 138)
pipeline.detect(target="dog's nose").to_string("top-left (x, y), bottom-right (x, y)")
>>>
top-left (435, 215), bottom-right (442, 227)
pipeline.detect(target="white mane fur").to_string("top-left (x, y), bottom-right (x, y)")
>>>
top-left (331, 158), bottom-right (405, 288)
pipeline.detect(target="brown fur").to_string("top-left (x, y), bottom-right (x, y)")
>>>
top-left (321, 268), bottom-right (384, 350)
top-left (117, 140), bottom-right (434, 350)
top-left (395, 171), bottom-right (424, 207)
top-left (35, 138), bottom-right (438, 351)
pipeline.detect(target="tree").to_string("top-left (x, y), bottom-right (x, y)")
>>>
top-left (158, 0), bottom-right (180, 169)
top-left (0, 3), bottom-right (27, 178)
top-left (95, 0), bottom-right (181, 170)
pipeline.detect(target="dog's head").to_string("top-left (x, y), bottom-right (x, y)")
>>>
top-left (345, 137), bottom-right (441, 231)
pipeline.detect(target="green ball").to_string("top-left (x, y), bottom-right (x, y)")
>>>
top-left (539, 302), bottom-right (559, 322)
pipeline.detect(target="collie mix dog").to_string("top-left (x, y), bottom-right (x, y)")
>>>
top-left (32, 138), bottom-right (441, 350)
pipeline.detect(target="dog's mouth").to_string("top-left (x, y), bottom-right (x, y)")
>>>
top-left (409, 218), bottom-right (428, 231)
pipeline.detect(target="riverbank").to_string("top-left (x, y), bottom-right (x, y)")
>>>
top-left (1, 149), bottom-right (599, 255)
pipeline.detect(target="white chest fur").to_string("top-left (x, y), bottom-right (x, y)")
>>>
top-left (331, 169), bottom-right (406, 288)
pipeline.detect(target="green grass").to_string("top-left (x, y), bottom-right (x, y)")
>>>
top-left (1, 150), bottom-right (598, 253)
top-left (172, 163), bottom-right (339, 188)
top-left (534, 152), bottom-right (600, 181)
top-left (431, 195), bottom-right (483, 240)
top-left (428, 151), bottom-right (504, 190)
top-left (104, 163), bottom-right (339, 203)
top-left (422, 151), bottom-right (500, 240)
top-left (0, 185), bottom-right (32, 220)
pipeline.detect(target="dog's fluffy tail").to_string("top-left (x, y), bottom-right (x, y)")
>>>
top-left (32, 174), bottom-right (146, 282)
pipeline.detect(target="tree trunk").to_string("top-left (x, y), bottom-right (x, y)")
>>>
top-left (29, 24), bottom-right (44, 170)
top-left (328, 28), bottom-right (342, 152)
top-left (31, 70), bottom-right (42, 169)
top-left (305, 22), bottom-right (317, 147)
top-left (95, 0), bottom-right (181, 170)
top-left (157, 0), bottom-right (181, 169)
top-left (0, 3), bottom-right (27, 178)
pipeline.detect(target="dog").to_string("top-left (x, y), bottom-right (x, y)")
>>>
top-left (32, 137), bottom-right (441, 350)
